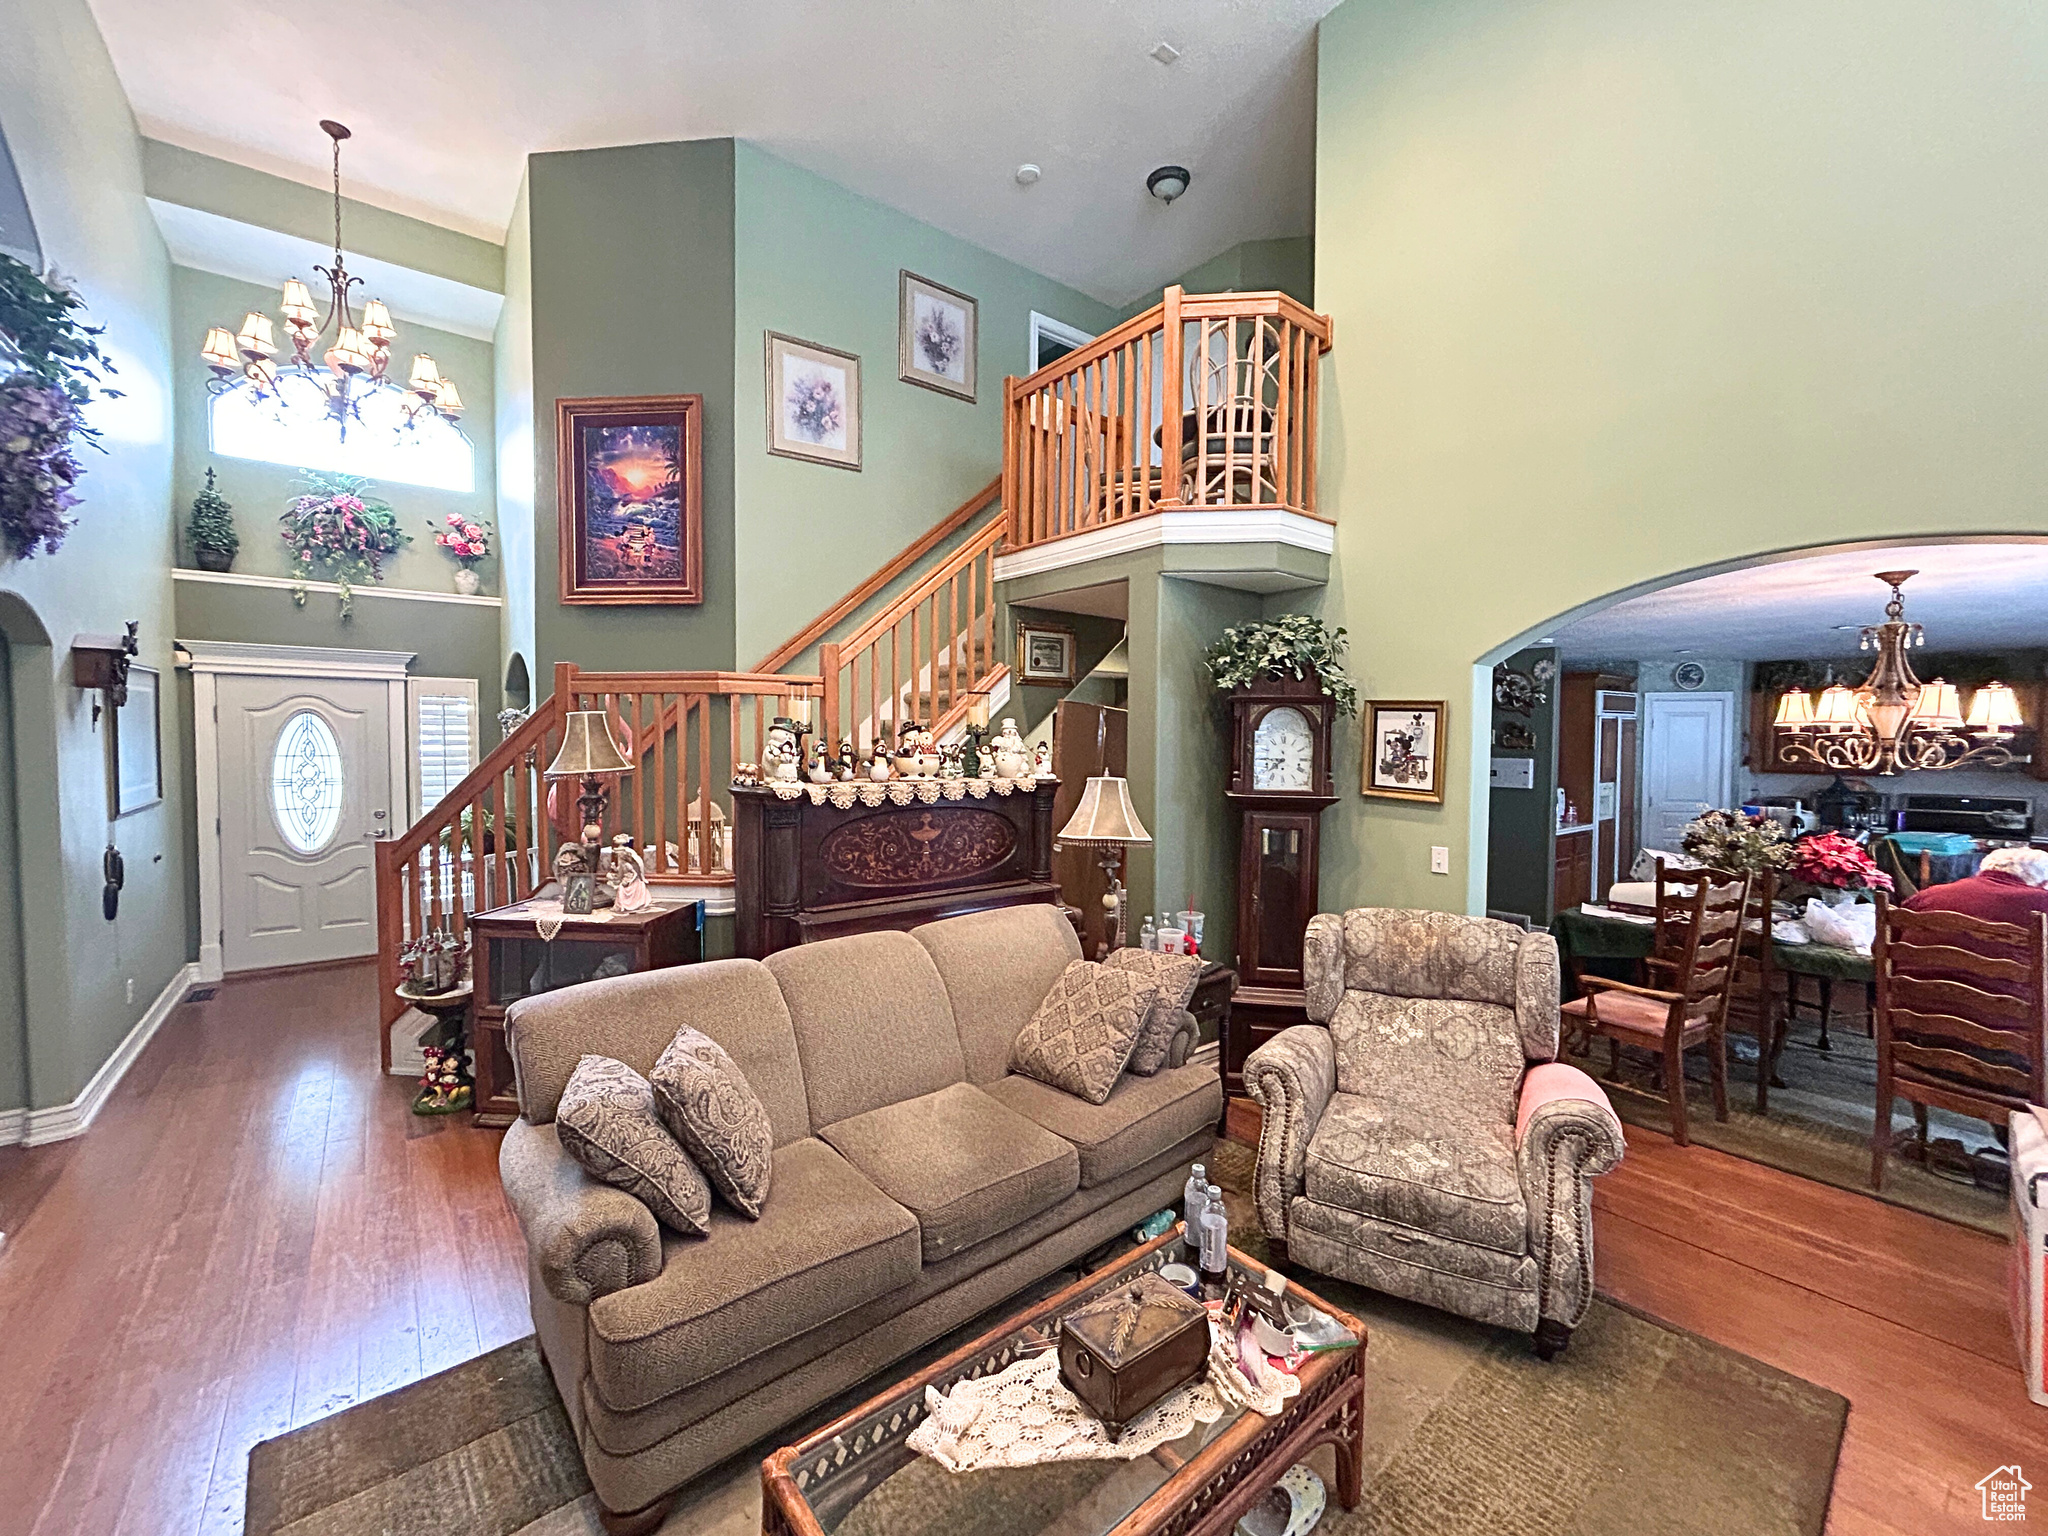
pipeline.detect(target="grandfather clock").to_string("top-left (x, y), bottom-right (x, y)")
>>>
top-left (1224, 675), bottom-right (1339, 1102)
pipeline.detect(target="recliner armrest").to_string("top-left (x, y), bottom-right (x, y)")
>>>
top-left (1514, 1063), bottom-right (1625, 1330)
top-left (1244, 1025), bottom-right (1337, 1246)
top-left (500, 1117), bottom-right (663, 1307)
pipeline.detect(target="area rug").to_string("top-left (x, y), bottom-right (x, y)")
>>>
top-left (247, 1149), bottom-right (1847, 1536)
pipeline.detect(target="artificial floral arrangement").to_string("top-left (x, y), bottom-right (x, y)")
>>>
top-left (0, 253), bottom-right (119, 560)
top-left (1203, 614), bottom-right (1360, 717)
top-left (430, 513), bottom-right (491, 569)
top-left (1786, 831), bottom-right (1892, 895)
top-left (186, 466), bottom-right (238, 571)
top-left (1679, 808), bottom-right (1793, 875)
top-left (279, 471), bottom-right (410, 618)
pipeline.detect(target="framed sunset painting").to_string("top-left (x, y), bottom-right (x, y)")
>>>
top-left (556, 395), bottom-right (703, 605)
top-left (765, 332), bottom-right (861, 470)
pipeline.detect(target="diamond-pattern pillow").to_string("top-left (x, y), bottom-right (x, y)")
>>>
top-left (1106, 950), bottom-right (1205, 1075)
top-left (556, 1054), bottom-right (713, 1237)
top-left (650, 1027), bottom-right (775, 1219)
top-left (1011, 959), bottom-right (1157, 1105)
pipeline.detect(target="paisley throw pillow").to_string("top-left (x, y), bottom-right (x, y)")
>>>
top-left (650, 1026), bottom-right (775, 1219)
top-left (1105, 950), bottom-right (1205, 1075)
top-left (1011, 959), bottom-right (1156, 1106)
top-left (556, 1054), bottom-right (712, 1237)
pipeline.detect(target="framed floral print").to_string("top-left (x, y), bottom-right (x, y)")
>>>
top-left (766, 332), bottom-right (861, 470)
top-left (899, 271), bottom-right (977, 401)
top-left (1363, 699), bottom-right (1446, 803)
top-left (556, 395), bottom-right (704, 606)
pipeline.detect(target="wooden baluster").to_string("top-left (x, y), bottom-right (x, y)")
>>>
top-left (1303, 327), bottom-right (1320, 515)
top-left (946, 570), bottom-right (958, 713)
top-left (1272, 322), bottom-right (1293, 511)
top-left (1002, 378), bottom-right (1020, 550)
top-left (693, 694), bottom-right (714, 877)
top-left (1161, 289), bottom-right (1183, 508)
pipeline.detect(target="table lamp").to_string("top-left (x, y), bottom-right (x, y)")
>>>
top-left (1057, 776), bottom-right (1152, 953)
top-left (545, 709), bottom-right (632, 843)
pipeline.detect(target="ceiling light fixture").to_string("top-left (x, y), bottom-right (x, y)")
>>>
top-left (1772, 570), bottom-right (2026, 774)
top-left (199, 120), bottom-right (464, 441)
top-left (1146, 165), bottom-right (1191, 205)
top-left (1015, 163), bottom-right (1042, 186)
top-left (1150, 41), bottom-right (1181, 65)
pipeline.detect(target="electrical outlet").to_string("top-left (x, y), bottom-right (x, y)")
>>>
top-left (125, 977), bottom-right (134, 1004)
top-left (1430, 846), bottom-right (1450, 875)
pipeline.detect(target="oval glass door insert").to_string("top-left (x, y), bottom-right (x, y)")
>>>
top-left (271, 709), bottom-right (345, 854)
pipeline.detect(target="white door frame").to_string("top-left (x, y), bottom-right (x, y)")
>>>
top-left (183, 640), bottom-right (414, 982)
top-left (1641, 691), bottom-right (1734, 851)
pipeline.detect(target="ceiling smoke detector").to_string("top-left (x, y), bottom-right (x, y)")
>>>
top-left (1015, 163), bottom-right (1042, 186)
top-left (1146, 165), bottom-right (1191, 205)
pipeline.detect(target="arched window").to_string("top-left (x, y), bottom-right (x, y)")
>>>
top-left (209, 374), bottom-right (474, 493)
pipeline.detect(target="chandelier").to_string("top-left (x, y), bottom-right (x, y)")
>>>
top-left (1772, 569), bottom-right (2027, 775)
top-left (198, 120), bottom-right (464, 441)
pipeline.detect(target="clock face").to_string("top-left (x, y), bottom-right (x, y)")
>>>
top-left (1252, 706), bottom-right (1316, 792)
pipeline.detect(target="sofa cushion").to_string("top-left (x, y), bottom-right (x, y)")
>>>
top-left (913, 904), bottom-right (1084, 1083)
top-left (1104, 950), bottom-right (1205, 1075)
top-left (1304, 1090), bottom-right (1529, 1255)
top-left (1011, 960), bottom-right (1156, 1106)
top-left (585, 1137), bottom-right (920, 1410)
top-left (650, 1028), bottom-right (775, 1219)
top-left (983, 1063), bottom-right (1221, 1188)
top-left (820, 1082), bottom-right (1079, 1261)
top-left (766, 930), bottom-right (967, 1129)
top-left (557, 1055), bottom-right (711, 1236)
top-left (507, 958), bottom-right (810, 1144)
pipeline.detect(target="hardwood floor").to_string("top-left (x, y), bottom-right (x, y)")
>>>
top-left (0, 967), bottom-right (2034, 1534)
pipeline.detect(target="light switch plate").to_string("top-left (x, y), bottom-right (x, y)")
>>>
top-left (1430, 846), bottom-right (1450, 875)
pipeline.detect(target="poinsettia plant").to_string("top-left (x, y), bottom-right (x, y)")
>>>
top-left (0, 254), bottom-right (120, 560)
top-left (279, 472), bottom-right (410, 618)
top-left (429, 513), bottom-right (491, 569)
top-left (1787, 831), bottom-right (1892, 894)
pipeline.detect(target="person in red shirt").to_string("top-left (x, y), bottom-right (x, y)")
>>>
top-left (1902, 846), bottom-right (2048, 928)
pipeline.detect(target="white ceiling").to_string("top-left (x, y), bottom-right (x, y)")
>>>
top-left (1554, 541), bottom-right (2048, 663)
top-left (87, 0), bottom-right (1338, 305)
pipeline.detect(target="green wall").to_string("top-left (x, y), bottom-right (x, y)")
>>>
top-left (169, 265), bottom-right (499, 595)
top-left (1315, 0), bottom-right (2048, 917)
top-left (0, 0), bottom-right (194, 1110)
top-left (1123, 236), bottom-right (1316, 319)
top-left (496, 172), bottom-right (536, 686)
top-left (527, 140), bottom-right (738, 678)
top-left (731, 145), bottom-right (1115, 668)
top-left (1483, 646), bottom-right (1560, 925)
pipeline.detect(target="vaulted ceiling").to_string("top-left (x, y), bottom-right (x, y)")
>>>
top-left (85, 0), bottom-right (1338, 304)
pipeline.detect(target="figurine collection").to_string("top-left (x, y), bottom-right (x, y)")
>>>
top-left (734, 715), bottom-right (1056, 789)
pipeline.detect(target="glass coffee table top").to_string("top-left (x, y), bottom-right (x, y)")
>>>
top-left (761, 1232), bottom-right (1365, 1536)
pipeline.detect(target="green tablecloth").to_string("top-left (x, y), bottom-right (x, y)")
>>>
top-left (1551, 907), bottom-right (1873, 986)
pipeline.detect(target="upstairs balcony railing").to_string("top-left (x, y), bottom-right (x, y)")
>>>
top-left (1002, 285), bottom-right (1334, 554)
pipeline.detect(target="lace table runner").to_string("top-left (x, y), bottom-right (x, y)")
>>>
top-left (906, 1320), bottom-right (1300, 1473)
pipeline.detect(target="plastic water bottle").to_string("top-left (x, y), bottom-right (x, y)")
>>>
top-left (1199, 1189), bottom-right (1230, 1296)
top-left (1182, 1163), bottom-right (1207, 1255)
top-left (1139, 915), bottom-right (1157, 952)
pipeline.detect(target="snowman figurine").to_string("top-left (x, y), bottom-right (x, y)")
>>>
top-left (991, 719), bottom-right (1029, 780)
top-left (1031, 740), bottom-right (1055, 780)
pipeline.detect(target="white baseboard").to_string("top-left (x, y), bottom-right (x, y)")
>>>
top-left (16, 962), bottom-right (201, 1146)
top-left (389, 1013), bottom-right (429, 1078)
top-left (0, 1108), bottom-right (23, 1145)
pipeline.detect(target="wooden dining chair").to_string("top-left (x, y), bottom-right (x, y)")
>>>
top-left (1870, 895), bottom-right (2048, 1189)
top-left (1560, 862), bottom-right (1750, 1145)
top-left (1734, 865), bottom-right (1785, 1113)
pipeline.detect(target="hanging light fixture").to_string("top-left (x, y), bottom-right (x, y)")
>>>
top-left (199, 120), bottom-right (465, 441)
top-left (1772, 570), bottom-right (2028, 774)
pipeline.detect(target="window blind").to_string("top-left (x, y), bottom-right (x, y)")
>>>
top-left (409, 678), bottom-right (479, 819)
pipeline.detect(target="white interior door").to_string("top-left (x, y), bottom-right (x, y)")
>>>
top-left (1641, 692), bottom-right (1733, 851)
top-left (217, 676), bottom-right (392, 972)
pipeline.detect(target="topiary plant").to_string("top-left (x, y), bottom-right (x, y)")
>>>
top-left (1203, 614), bottom-right (1359, 717)
top-left (186, 466), bottom-right (238, 570)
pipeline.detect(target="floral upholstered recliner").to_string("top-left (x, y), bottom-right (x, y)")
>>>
top-left (1245, 909), bottom-right (1625, 1358)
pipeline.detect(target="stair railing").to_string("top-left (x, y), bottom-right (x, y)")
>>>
top-left (1002, 286), bottom-right (1334, 555)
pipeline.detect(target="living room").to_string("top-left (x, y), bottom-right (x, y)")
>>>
top-left (0, 2), bottom-right (2042, 1534)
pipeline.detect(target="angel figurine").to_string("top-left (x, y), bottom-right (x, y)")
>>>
top-left (609, 834), bottom-right (654, 913)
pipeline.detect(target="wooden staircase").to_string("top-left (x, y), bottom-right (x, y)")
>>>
top-left (374, 476), bottom-right (1011, 1054)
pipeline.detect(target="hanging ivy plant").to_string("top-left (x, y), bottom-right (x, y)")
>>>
top-left (279, 471), bottom-right (411, 618)
top-left (1203, 614), bottom-right (1360, 717)
top-left (0, 253), bottom-right (119, 560)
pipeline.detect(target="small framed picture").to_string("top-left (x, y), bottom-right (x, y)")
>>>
top-left (1016, 621), bottom-right (1077, 687)
top-left (562, 872), bottom-right (596, 916)
top-left (899, 271), bottom-right (977, 402)
top-left (766, 332), bottom-right (861, 470)
top-left (556, 395), bottom-right (704, 606)
top-left (110, 665), bottom-right (162, 816)
top-left (1363, 700), bottom-right (1446, 803)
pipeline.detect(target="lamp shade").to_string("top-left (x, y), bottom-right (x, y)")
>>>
top-left (237, 311), bottom-right (277, 358)
top-left (1058, 776), bottom-right (1151, 846)
top-left (279, 278), bottom-right (318, 324)
top-left (408, 353), bottom-right (442, 393)
top-left (201, 326), bottom-right (241, 371)
top-left (1968, 681), bottom-right (2025, 733)
top-left (361, 298), bottom-right (396, 344)
top-left (432, 378), bottom-right (463, 417)
top-left (1909, 678), bottom-right (1964, 731)
top-left (1812, 683), bottom-right (1862, 731)
top-left (326, 326), bottom-right (373, 374)
top-left (1773, 689), bottom-right (1815, 729)
top-left (544, 711), bottom-right (632, 778)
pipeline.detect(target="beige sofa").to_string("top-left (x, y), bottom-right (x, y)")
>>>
top-left (498, 903), bottom-right (1220, 1529)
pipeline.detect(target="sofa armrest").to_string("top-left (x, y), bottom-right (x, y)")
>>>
top-left (500, 1117), bottom-right (663, 1307)
top-left (1515, 1063), bottom-right (1625, 1330)
top-left (1165, 1008), bottom-right (1200, 1070)
top-left (1244, 1025), bottom-right (1337, 1246)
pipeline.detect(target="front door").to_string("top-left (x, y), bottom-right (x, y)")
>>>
top-left (1641, 692), bottom-right (1733, 853)
top-left (218, 675), bottom-right (392, 972)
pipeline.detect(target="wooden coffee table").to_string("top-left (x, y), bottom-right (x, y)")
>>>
top-left (760, 1228), bottom-right (1366, 1536)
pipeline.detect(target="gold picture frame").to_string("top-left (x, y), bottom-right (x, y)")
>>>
top-left (898, 270), bottom-right (977, 401)
top-left (766, 332), bottom-right (862, 470)
top-left (1016, 620), bottom-right (1077, 686)
top-left (1362, 699), bottom-right (1446, 803)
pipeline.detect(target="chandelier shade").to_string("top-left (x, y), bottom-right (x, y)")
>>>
top-left (1772, 571), bottom-right (2028, 775)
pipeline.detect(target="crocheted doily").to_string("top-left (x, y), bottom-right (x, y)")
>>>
top-left (756, 776), bottom-right (1049, 808)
